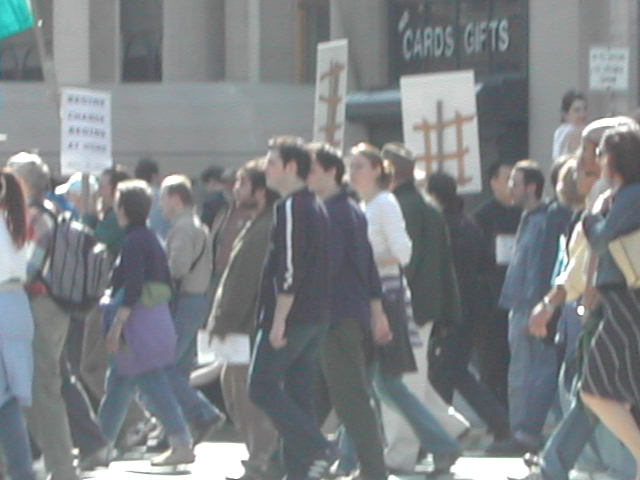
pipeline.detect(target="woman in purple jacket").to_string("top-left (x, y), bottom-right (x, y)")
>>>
top-left (98, 180), bottom-right (194, 467)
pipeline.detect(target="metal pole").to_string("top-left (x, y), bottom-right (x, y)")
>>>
top-left (30, 0), bottom-right (60, 111)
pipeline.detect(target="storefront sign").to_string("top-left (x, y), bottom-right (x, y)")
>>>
top-left (589, 46), bottom-right (629, 92)
top-left (389, 0), bottom-right (528, 80)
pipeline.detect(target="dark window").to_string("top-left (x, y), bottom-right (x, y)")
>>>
top-left (0, 0), bottom-right (51, 82)
top-left (297, 0), bottom-right (330, 83)
top-left (121, 0), bottom-right (162, 82)
top-left (388, 0), bottom-right (528, 83)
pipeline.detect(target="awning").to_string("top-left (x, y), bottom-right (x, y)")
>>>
top-left (346, 74), bottom-right (527, 125)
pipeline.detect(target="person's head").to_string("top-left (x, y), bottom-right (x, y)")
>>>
top-left (576, 116), bottom-right (638, 196)
top-left (381, 142), bottom-right (415, 187)
top-left (555, 156), bottom-right (585, 210)
top-left (348, 143), bottom-right (394, 198)
top-left (134, 158), bottom-right (160, 186)
top-left (509, 160), bottom-right (544, 209)
top-left (54, 172), bottom-right (99, 211)
top-left (0, 169), bottom-right (28, 248)
top-left (427, 171), bottom-right (461, 214)
top-left (159, 174), bottom-right (193, 219)
top-left (115, 179), bottom-right (152, 227)
top-left (99, 166), bottom-right (130, 209)
top-left (233, 158), bottom-right (277, 210)
top-left (265, 136), bottom-right (311, 193)
top-left (561, 90), bottom-right (587, 126)
top-left (599, 125), bottom-right (640, 188)
top-left (550, 157), bottom-right (569, 192)
top-left (6, 152), bottom-right (50, 202)
top-left (200, 165), bottom-right (225, 193)
top-left (307, 142), bottom-right (345, 197)
top-left (487, 160), bottom-right (514, 206)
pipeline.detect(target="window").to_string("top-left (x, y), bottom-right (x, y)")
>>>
top-left (121, 0), bottom-right (162, 82)
top-left (388, 0), bottom-right (528, 82)
top-left (297, 0), bottom-right (330, 83)
top-left (0, 0), bottom-right (51, 81)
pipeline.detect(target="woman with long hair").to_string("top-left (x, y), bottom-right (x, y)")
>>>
top-left (348, 143), bottom-right (461, 476)
top-left (580, 125), bottom-right (640, 480)
top-left (0, 169), bottom-right (36, 480)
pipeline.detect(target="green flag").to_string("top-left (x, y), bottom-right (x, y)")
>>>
top-left (0, 0), bottom-right (34, 40)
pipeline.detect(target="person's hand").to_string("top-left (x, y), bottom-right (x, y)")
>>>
top-left (106, 307), bottom-right (131, 354)
top-left (106, 319), bottom-right (125, 354)
top-left (528, 302), bottom-right (553, 338)
top-left (269, 322), bottom-right (287, 350)
top-left (371, 311), bottom-right (393, 345)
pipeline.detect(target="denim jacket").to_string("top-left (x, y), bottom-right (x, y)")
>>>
top-left (499, 201), bottom-right (571, 312)
top-left (583, 183), bottom-right (640, 288)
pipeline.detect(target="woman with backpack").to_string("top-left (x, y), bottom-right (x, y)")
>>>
top-left (0, 169), bottom-right (37, 480)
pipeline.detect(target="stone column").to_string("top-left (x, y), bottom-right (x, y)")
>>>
top-left (89, 0), bottom-right (120, 83)
top-left (163, 0), bottom-right (225, 82)
top-left (528, 0), bottom-right (582, 169)
top-left (330, 0), bottom-right (388, 90)
top-left (53, 0), bottom-right (90, 85)
top-left (225, 0), bottom-right (261, 82)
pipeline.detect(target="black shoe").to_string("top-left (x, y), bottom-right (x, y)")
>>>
top-left (485, 437), bottom-right (531, 457)
top-left (522, 452), bottom-right (540, 468)
top-left (78, 446), bottom-right (112, 471)
top-left (227, 460), bottom-right (284, 480)
top-left (429, 450), bottom-right (461, 477)
top-left (146, 434), bottom-right (169, 453)
top-left (306, 444), bottom-right (340, 480)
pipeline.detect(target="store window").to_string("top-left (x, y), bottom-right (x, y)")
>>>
top-left (121, 0), bottom-right (162, 82)
top-left (297, 0), bottom-right (330, 83)
top-left (0, 0), bottom-right (51, 81)
top-left (388, 0), bottom-right (528, 82)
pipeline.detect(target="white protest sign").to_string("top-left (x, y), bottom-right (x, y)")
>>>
top-left (589, 46), bottom-right (629, 92)
top-left (400, 70), bottom-right (482, 194)
top-left (60, 88), bottom-right (112, 175)
top-left (313, 39), bottom-right (348, 151)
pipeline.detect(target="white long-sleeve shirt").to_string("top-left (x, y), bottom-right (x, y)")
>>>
top-left (363, 190), bottom-right (412, 278)
top-left (0, 215), bottom-right (28, 284)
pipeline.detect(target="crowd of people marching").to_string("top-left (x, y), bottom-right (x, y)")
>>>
top-left (2, 90), bottom-right (640, 480)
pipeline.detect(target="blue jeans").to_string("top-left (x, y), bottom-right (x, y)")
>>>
top-left (0, 397), bottom-right (36, 480)
top-left (540, 393), bottom-right (598, 480)
top-left (164, 294), bottom-right (222, 424)
top-left (508, 308), bottom-right (559, 445)
top-left (98, 363), bottom-right (191, 447)
top-left (372, 366), bottom-right (460, 457)
top-left (541, 352), bottom-right (635, 479)
top-left (249, 324), bottom-right (330, 480)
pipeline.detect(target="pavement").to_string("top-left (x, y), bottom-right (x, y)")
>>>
top-left (75, 441), bottom-right (533, 480)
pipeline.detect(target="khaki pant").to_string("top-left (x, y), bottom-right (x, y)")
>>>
top-left (24, 295), bottom-right (79, 480)
top-left (382, 322), bottom-right (469, 470)
top-left (221, 363), bottom-right (277, 473)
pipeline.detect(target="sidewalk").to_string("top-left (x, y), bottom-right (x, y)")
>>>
top-left (77, 441), bottom-right (531, 480)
